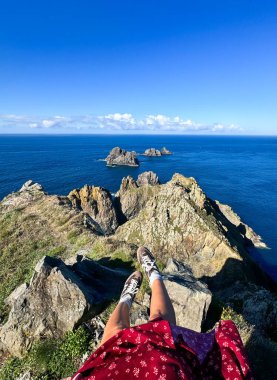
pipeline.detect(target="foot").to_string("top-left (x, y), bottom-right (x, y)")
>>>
top-left (119, 271), bottom-right (142, 308)
top-left (137, 246), bottom-right (162, 286)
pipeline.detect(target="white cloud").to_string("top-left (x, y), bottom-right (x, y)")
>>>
top-left (0, 113), bottom-right (242, 134)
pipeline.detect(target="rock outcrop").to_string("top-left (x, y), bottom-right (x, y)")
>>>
top-left (115, 173), bottom-right (267, 287)
top-left (143, 147), bottom-right (172, 156)
top-left (163, 259), bottom-right (212, 331)
top-left (19, 180), bottom-right (44, 193)
top-left (131, 259), bottom-right (212, 332)
top-left (171, 173), bottom-right (207, 209)
top-left (0, 255), bottom-right (127, 357)
top-left (216, 282), bottom-right (277, 338)
top-left (115, 173), bottom-right (160, 221)
top-left (214, 200), bottom-right (267, 248)
top-left (105, 147), bottom-right (139, 167)
top-left (143, 148), bottom-right (162, 156)
top-left (161, 147), bottom-right (172, 155)
top-left (68, 185), bottom-right (119, 235)
top-left (137, 171), bottom-right (160, 186)
top-left (1, 179), bottom-right (46, 209)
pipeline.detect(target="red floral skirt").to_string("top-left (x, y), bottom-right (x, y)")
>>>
top-left (71, 319), bottom-right (253, 380)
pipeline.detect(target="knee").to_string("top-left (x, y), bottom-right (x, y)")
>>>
top-left (101, 326), bottom-right (124, 344)
top-left (149, 312), bottom-right (163, 321)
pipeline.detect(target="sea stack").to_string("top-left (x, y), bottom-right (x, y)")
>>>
top-left (143, 148), bottom-right (162, 156)
top-left (161, 147), bottom-right (172, 155)
top-left (105, 147), bottom-right (139, 167)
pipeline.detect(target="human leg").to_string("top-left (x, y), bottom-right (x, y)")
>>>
top-left (149, 278), bottom-right (176, 324)
top-left (101, 271), bottom-right (142, 344)
top-left (101, 302), bottom-right (130, 344)
top-left (137, 247), bottom-right (176, 325)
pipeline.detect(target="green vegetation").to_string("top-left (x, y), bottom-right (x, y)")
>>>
top-left (221, 306), bottom-right (277, 380)
top-left (0, 198), bottom-right (95, 316)
top-left (88, 240), bottom-right (135, 271)
top-left (0, 326), bottom-right (91, 380)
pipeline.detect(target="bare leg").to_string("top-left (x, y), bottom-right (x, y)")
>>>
top-left (149, 278), bottom-right (176, 325)
top-left (101, 302), bottom-right (130, 344)
top-left (101, 271), bottom-right (142, 344)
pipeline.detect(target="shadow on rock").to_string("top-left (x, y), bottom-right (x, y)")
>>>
top-left (0, 255), bottom-right (132, 357)
top-left (200, 257), bottom-right (277, 380)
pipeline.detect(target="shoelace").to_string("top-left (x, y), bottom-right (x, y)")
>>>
top-left (141, 255), bottom-right (157, 273)
top-left (122, 278), bottom-right (139, 296)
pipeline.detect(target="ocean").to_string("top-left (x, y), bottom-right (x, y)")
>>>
top-left (0, 134), bottom-right (276, 281)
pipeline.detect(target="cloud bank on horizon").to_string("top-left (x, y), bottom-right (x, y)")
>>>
top-left (0, 113), bottom-right (241, 134)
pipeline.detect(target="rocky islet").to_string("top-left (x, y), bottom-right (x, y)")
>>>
top-left (104, 146), bottom-right (172, 167)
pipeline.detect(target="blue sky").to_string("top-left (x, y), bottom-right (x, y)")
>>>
top-left (0, 0), bottom-right (277, 134)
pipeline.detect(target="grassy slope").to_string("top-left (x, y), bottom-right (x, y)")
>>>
top-left (0, 193), bottom-right (96, 317)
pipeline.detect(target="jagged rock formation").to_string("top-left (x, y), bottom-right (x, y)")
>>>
top-left (68, 185), bottom-right (119, 235)
top-left (115, 173), bottom-right (268, 287)
top-left (1, 179), bottom-right (46, 209)
top-left (0, 255), bottom-right (127, 357)
top-left (137, 171), bottom-right (160, 186)
top-left (115, 173), bottom-right (160, 221)
top-left (216, 281), bottom-right (277, 338)
top-left (105, 147), bottom-right (139, 167)
top-left (215, 201), bottom-right (266, 248)
top-left (161, 147), bottom-right (172, 155)
top-left (19, 180), bottom-right (44, 193)
top-left (143, 148), bottom-right (162, 156)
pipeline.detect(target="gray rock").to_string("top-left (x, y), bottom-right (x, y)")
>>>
top-left (115, 176), bottom-right (155, 221)
top-left (137, 171), bottom-right (160, 186)
top-left (163, 259), bottom-right (212, 331)
top-left (131, 297), bottom-right (150, 326)
top-left (217, 282), bottom-right (277, 338)
top-left (19, 180), bottom-right (44, 193)
top-left (0, 255), bottom-right (127, 357)
top-left (105, 147), bottom-right (139, 167)
top-left (115, 173), bottom-right (267, 287)
top-left (87, 316), bottom-right (106, 350)
top-left (1, 180), bottom-right (45, 208)
top-left (131, 259), bottom-right (211, 331)
top-left (215, 200), bottom-right (267, 248)
top-left (16, 372), bottom-right (31, 380)
top-left (161, 147), bottom-right (172, 155)
top-left (68, 185), bottom-right (119, 235)
top-left (143, 148), bottom-right (162, 156)
top-left (243, 289), bottom-right (277, 335)
top-left (5, 283), bottom-right (28, 307)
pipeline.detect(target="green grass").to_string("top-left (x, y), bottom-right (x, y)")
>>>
top-left (0, 326), bottom-right (92, 380)
top-left (67, 230), bottom-right (80, 243)
top-left (88, 241), bottom-right (135, 270)
top-left (88, 240), bottom-right (111, 258)
top-left (0, 201), bottom-right (95, 316)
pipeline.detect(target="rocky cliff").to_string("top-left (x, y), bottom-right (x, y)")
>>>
top-left (68, 185), bottom-right (119, 235)
top-left (0, 174), bottom-right (276, 380)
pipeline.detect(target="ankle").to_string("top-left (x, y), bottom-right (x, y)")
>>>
top-left (149, 271), bottom-right (162, 287)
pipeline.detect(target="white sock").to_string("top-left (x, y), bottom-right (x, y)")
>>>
top-left (118, 296), bottom-right (132, 309)
top-left (149, 271), bottom-right (162, 287)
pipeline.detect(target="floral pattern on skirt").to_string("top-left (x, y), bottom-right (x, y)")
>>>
top-left (71, 319), bottom-right (253, 380)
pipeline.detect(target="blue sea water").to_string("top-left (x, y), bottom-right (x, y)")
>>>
top-left (0, 134), bottom-right (276, 281)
